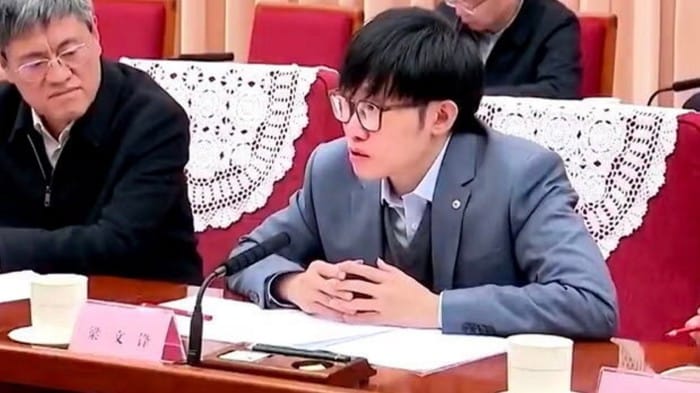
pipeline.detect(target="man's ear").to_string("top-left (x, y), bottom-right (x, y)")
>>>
top-left (91, 16), bottom-right (103, 56)
top-left (429, 100), bottom-right (459, 136)
top-left (0, 54), bottom-right (14, 84)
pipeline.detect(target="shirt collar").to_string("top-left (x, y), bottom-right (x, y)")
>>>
top-left (31, 109), bottom-right (73, 144)
top-left (381, 134), bottom-right (452, 206)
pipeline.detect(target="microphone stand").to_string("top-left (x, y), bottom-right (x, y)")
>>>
top-left (186, 268), bottom-right (225, 365)
top-left (647, 87), bottom-right (673, 106)
top-left (185, 233), bottom-right (289, 365)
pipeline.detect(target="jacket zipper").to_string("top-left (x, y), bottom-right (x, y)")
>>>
top-left (26, 134), bottom-right (54, 208)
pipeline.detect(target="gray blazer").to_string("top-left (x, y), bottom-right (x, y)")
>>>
top-left (228, 129), bottom-right (618, 339)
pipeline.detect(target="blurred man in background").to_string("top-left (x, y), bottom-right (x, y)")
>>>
top-left (437, 0), bottom-right (581, 99)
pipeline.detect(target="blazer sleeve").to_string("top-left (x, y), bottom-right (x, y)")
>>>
top-left (440, 149), bottom-right (618, 339)
top-left (485, 14), bottom-right (582, 99)
top-left (227, 146), bottom-right (325, 308)
top-left (683, 92), bottom-right (700, 110)
top-left (0, 97), bottom-right (191, 275)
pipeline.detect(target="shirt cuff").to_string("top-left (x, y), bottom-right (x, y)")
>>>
top-left (438, 291), bottom-right (443, 329)
top-left (266, 272), bottom-right (297, 308)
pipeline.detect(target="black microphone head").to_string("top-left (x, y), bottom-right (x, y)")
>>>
top-left (264, 232), bottom-right (292, 250)
top-left (222, 232), bottom-right (292, 276)
top-left (672, 78), bottom-right (700, 92)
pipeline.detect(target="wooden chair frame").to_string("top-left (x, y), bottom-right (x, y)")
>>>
top-left (579, 13), bottom-right (618, 96)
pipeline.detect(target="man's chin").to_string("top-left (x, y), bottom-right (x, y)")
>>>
top-left (351, 166), bottom-right (385, 181)
top-left (60, 106), bottom-right (87, 119)
top-left (45, 108), bottom-right (86, 127)
top-left (459, 18), bottom-right (486, 32)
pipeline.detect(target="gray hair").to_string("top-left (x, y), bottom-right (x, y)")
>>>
top-left (0, 0), bottom-right (94, 52)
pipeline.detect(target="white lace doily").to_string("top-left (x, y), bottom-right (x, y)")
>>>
top-left (120, 58), bottom-right (319, 232)
top-left (478, 97), bottom-right (688, 258)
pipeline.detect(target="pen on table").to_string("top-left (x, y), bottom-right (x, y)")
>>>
top-left (140, 303), bottom-right (213, 321)
top-left (665, 325), bottom-right (700, 337)
top-left (248, 343), bottom-right (352, 363)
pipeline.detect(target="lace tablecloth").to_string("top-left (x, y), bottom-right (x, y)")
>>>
top-left (120, 59), bottom-right (319, 232)
top-left (478, 97), bottom-right (688, 258)
top-left (118, 57), bottom-right (687, 258)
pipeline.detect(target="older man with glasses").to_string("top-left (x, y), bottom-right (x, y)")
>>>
top-left (0, 0), bottom-right (201, 283)
top-left (438, 0), bottom-right (582, 99)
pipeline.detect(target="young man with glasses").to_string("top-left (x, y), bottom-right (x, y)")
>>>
top-left (228, 7), bottom-right (617, 338)
top-left (438, 0), bottom-right (582, 99)
top-left (0, 0), bottom-right (201, 283)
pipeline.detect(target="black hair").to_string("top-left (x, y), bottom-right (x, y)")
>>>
top-left (339, 7), bottom-right (484, 133)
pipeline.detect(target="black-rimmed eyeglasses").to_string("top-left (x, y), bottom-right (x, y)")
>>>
top-left (328, 91), bottom-right (423, 132)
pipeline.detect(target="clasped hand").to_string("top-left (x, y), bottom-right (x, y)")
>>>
top-left (686, 307), bottom-right (700, 347)
top-left (274, 259), bottom-right (439, 329)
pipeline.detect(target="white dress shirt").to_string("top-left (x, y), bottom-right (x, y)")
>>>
top-left (380, 136), bottom-right (451, 244)
top-left (31, 109), bottom-right (73, 168)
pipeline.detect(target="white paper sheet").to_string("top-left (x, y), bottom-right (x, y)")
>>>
top-left (161, 296), bottom-right (395, 347)
top-left (0, 270), bottom-right (39, 303)
top-left (162, 296), bottom-right (506, 374)
top-left (312, 328), bottom-right (506, 375)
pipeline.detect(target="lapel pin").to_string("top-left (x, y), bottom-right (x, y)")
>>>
top-left (451, 199), bottom-right (461, 209)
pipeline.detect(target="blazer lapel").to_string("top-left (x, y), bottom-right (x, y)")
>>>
top-left (350, 179), bottom-right (382, 266)
top-left (432, 132), bottom-right (481, 291)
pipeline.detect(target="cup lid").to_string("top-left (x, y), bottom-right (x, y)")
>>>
top-left (508, 334), bottom-right (573, 348)
top-left (31, 273), bottom-right (88, 286)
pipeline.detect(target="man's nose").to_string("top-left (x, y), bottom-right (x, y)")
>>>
top-left (44, 59), bottom-right (72, 84)
top-left (343, 111), bottom-right (369, 140)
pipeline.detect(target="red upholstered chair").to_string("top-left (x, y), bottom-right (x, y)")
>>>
top-left (195, 69), bottom-right (344, 276)
top-left (607, 112), bottom-right (700, 344)
top-left (248, 2), bottom-right (363, 69)
top-left (578, 14), bottom-right (617, 97)
top-left (93, 0), bottom-right (177, 59)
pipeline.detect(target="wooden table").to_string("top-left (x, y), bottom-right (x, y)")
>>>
top-left (0, 277), bottom-right (697, 393)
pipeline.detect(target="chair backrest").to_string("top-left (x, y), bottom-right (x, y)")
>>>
top-left (479, 97), bottom-right (699, 343)
top-left (94, 0), bottom-right (177, 59)
top-left (195, 69), bottom-right (344, 275)
top-left (578, 13), bottom-right (617, 97)
top-left (607, 112), bottom-right (700, 344)
top-left (248, 2), bottom-right (363, 69)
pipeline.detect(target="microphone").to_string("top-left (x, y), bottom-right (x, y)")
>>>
top-left (212, 232), bottom-right (291, 277)
top-left (672, 78), bottom-right (700, 91)
top-left (647, 77), bottom-right (700, 106)
top-left (186, 232), bottom-right (291, 365)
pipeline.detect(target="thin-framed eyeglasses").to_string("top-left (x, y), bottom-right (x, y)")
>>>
top-left (15, 42), bottom-right (88, 82)
top-left (444, 0), bottom-right (491, 15)
top-left (328, 90), bottom-right (424, 132)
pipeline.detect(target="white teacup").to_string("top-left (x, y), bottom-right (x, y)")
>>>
top-left (506, 334), bottom-right (574, 393)
top-left (29, 274), bottom-right (88, 344)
